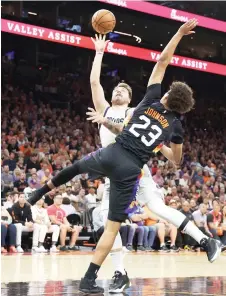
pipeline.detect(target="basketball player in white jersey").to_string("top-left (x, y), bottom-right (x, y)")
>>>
top-left (88, 34), bottom-right (136, 293)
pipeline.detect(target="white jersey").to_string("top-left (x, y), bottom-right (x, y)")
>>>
top-left (99, 106), bottom-right (128, 148)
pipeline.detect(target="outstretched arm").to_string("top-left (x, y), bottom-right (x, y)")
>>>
top-left (90, 34), bottom-right (110, 114)
top-left (148, 19), bottom-right (198, 87)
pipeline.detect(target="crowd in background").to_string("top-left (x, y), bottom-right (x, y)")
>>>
top-left (1, 65), bottom-right (226, 254)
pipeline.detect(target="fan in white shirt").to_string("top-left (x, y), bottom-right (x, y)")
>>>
top-left (85, 187), bottom-right (99, 210)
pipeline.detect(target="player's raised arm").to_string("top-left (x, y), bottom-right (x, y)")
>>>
top-left (148, 19), bottom-right (198, 87)
top-left (90, 34), bottom-right (110, 114)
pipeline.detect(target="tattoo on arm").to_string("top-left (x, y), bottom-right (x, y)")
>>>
top-left (103, 119), bottom-right (123, 135)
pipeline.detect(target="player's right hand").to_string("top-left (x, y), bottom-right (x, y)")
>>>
top-left (86, 107), bottom-right (105, 124)
top-left (91, 34), bottom-right (109, 53)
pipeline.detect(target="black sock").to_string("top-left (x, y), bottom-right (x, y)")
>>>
top-left (84, 263), bottom-right (100, 279)
top-left (36, 184), bottom-right (51, 197)
top-left (51, 162), bottom-right (81, 187)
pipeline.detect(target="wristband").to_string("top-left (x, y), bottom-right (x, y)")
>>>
top-left (96, 51), bottom-right (104, 55)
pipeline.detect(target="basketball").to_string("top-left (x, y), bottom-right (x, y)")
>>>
top-left (92, 9), bottom-right (116, 34)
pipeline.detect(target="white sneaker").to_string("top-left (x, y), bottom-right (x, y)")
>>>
top-left (50, 245), bottom-right (59, 253)
top-left (122, 246), bottom-right (130, 253)
top-left (38, 246), bottom-right (48, 253)
top-left (16, 246), bottom-right (24, 253)
top-left (32, 246), bottom-right (41, 253)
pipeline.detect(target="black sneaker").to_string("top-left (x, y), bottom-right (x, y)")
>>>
top-left (59, 246), bottom-right (69, 251)
top-left (27, 190), bottom-right (43, 206)
top-left (68, 246), bottom-right (79, 251)
top-left (158, 245), bottom-right (170, 252)
top-left (126, 245), bottom-right (135, 252)
top-left (137, 245), bottom-right (146, 252)
top-left (108, 271), bottom-right (131, 293)
top-left (200, 238), bottom-right (221, 263)
top-left (145, 246), bottom-right (155, 252)
top-left (79, 277), bottom-right (104, 294)
top-left (170, 245), bottom-right (179, 252)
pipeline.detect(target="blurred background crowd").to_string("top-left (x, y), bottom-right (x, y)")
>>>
top-left (1, 1), bottom-right (226, 254)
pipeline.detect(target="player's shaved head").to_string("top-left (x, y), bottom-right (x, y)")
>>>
top-left (166, 81), bottom-right (195, 114)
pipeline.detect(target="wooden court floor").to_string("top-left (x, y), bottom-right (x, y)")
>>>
top-left (1, 251), bottom-right (226, 295)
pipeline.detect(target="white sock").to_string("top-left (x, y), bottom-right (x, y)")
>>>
top-left (110, 251), bottom-right (126, 275)
top-left (160, 243), bottom-right (165, 247)
top-left (183, 221), bottom-right (208, 244)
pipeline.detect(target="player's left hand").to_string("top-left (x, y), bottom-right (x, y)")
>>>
top-left (178, 18), bottom-right (198, 36)
top-left (86, 107), bottom-right (105, 124)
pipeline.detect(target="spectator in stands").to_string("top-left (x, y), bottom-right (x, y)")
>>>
top-left (85, 187), bottom-right (98, 210)
top-left (14, 172), bottom-right (28, 192)
top-left (96, 179), bottom-right (104, 201)
top-left (3, 152), bottom-right (17, 171)
top-left (162, 182), bottom-right (172, 197)
top-left (92, 204), bottom-right (104, 239)
top-left (62, 184), bottom-right (76, 200)
top-left (151, 160), bottom-right (159, 175)
top-left (144, 207), bottom-right (178, 252)
top-left (1, 207), bottom-right (17, 253)
top-left (80, 173), bottom-right (89, 189)
top-left (28, 173), bottom-right (41, 189)
top-left (207, 201), bottom-right (223, 241)
top-left (180, 201), bottom-right (197, 249)
top-left (192, 169), bottom-right (204, 185)
top-left (27, 168), bottom-right (37, 184)
top-left (11, 193), bottom-right (37, 252)
top-left (24, 181), bottom-right (36, 200)
top-left (37, 161), bottom-right (50, 182)
top-left (32, 199), bottom-right (60, 252)
top-left (25, 153), bottom-right (41, 173)
top-left (128, 202), bottom-right (156, 251)
top-left (61, 197), bottom-right (77, 217)
top-left (221, 205), bottom-right (226, 246)
top-left (190, 199), bottom-right (198, 212)
top-left (73, 188), bottom-right (86, 215)
top-left (3, 192), bottom-right (14, 209)
top-left (179, 173), bottom-right (190, 187)
top-left (40, 169), bottom-right (52, 185)
top-left (192, 204), bottom-right (212, 238)
top-left (2, 165), bottom-right (14, 195)
top-left (7, 137), bottom-right (19, 153)
top-left (47, 195), bottom-right (81, 251)
top-left (153, 169), bottom-right (164, 187)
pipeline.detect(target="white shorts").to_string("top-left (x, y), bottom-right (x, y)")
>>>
top-left (136, 175), bottom-right (164, 206)
top-left (100, 165), bottom-right (164, 215)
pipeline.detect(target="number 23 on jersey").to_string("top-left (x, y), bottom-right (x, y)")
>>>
top-left (129, 115), bottom-right (162, 147)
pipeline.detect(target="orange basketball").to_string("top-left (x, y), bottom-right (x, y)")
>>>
top-left (92, 9), bottom-right (116, 34)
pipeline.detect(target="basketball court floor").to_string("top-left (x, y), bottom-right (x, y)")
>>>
top-left (1, 250), bottom-right (226, 295)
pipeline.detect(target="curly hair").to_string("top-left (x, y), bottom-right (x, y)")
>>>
top-left (115, 82), bottom-right (132, 99)
top-left (167, 81), bottom-right (195, 114)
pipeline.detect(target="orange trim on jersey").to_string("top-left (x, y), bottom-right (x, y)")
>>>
top-left (153, 143), bottom-right (163, 153)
